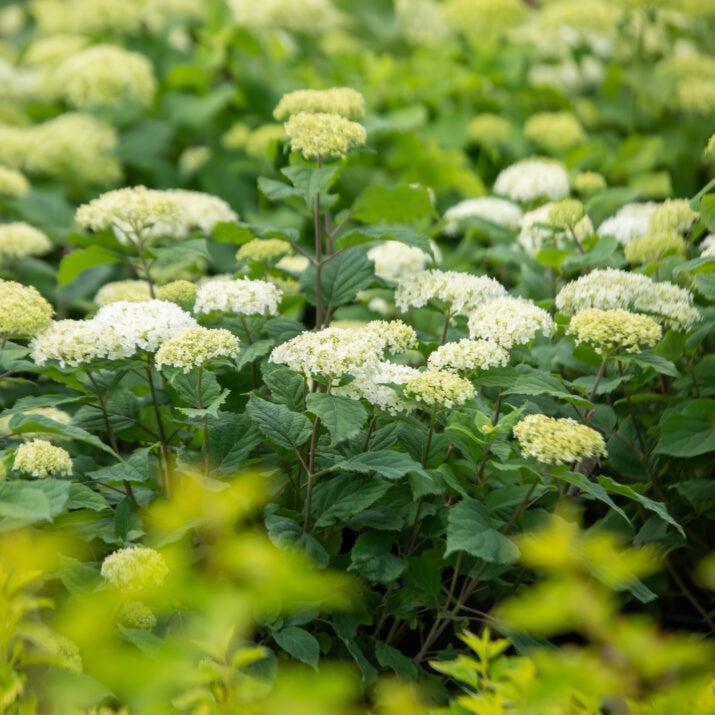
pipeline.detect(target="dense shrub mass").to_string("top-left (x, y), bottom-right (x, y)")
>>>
top-left (0, 1), bottom-right (714, 712)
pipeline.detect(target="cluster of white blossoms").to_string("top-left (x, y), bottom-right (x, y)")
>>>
top-left (0, 280), bottom-right (53, 338)
top-left (514, 414), bottom-right (607, 466)
top-left (31, 300), bottom-right (198, 367)
top-left (700, 234), bottom-right (715, 258)
top-left (395, 269), bottom-right (506, 315)
top-left (194, 278), bottom-right (282, 316)
top-left (270, 320), bottom-right (416, 381)
top-left (427, 338), bottom-right (509, 373)
top-left (468, 297), bottom-right (555, 350)
top-left (568, 308), bottom-right (662, 355)
top-left (94, 280), bottom-right (152, 306)
top-left (0, 223), bottom-right (52, 258)
top-left (76, 186), bottom-right (182, 245)
top-left (368, 241), bottom-right (434, 282)
top-left (274, 87), bottom-right (365, 121)
top-left (403, 369), bottom-right (475, 409)
top-left (13, 439), bottom-right (73, 478)
top-left (493, 158), bottom-right (570, 202)
top-left (518, 201), bottom-right (593, 255)
top-left (597, 202), bottom-right (658, 246)
top-left (0, 113), bottom-right (120, 186)
top-left (51, 44), bottom-right (156, 110)
top-left (100, 546), bottom-right (168, 593)
top-left (227, 0), bottom-right (343, 33)
top-left (335, 361), bottom-right (421, 414)
top-left (556, 269), bottom-right (700, 332)
top-left (276, 255), bottom-right (310, 275)
top-left (0, 166), bottom-right (29, 197)
top-left (165, 189), bottom-right (238, 235)
top-left (155, 327), bottom-right (239, 372)
top-left (443, 197), bottom-right (523, 234)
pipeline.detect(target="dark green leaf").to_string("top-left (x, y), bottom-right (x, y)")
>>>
top-left (306, 393), bottom-right (367, 445)
top-left (273, 626), bottom-right (320, 669)
top-left (246, 395), bottom-right (312, 451)
top-left (333, 450), bottom-right (427, 480)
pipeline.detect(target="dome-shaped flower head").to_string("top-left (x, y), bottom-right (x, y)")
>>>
top-left (514, 414), bottom-right (606, 465)
top-left (494, 158), bottom-right (570, 202)
top-left (13, 439), bottom-right (73, 478)
top-left (155, 327), bottom-right (240, 372)
top-left (0, 166), bottom-right (29, 198)
top-left (443, 197), bottom-right (523, 235)
top-left (101, 546), bottom-right (168, 593)
top-left (0, 280), bottom-right (53, 338)
top-left (284, 112), bottom-right (366, 161)
top-left (0, 223), bottom-right (52, 259)
top-left (403, 369), bottom-right (475, 409)
top-left (568, 308), bottom-right (662, 354)
top-left (274, 87), bottom-right (365, 120)
top-left (94, 280), bottom-right (152, 306)
top-left (194, 278), bottom-right (283, 316)
top-left (427, 339), bottom-right (509, 373)
top-left (468, 297), bottom-right (555, 350)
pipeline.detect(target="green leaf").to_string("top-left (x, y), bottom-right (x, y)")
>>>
top-left (700, 194), bottom-right (715, 233)
top-left (445, 498), bottom-right (520, 564)
top-left (10, 414), bottom-right (117, 457)
top-left (555, 470), bottom-right (630, 525)
top-left (212, 222), bottom-right (251, 245)
top-left (273, 626), bottom-right (320, 669)
top-left (235, 339), bottom-right (275, 371)
top-left (333, 450), bottom-right (427, 480)
top-left (208, 413), bottom-right (262, 473)
top-left (89, 448), bottom-right (153, 484)
top-left (655, 399), bottom-right (715, 457)
top-left (264, 508), bottom-right (329, 567)
top-left (176, 389), bottom-right (229, 420)
top-left (170, 370), bottom-right (223, 408)
top-left (597, 476), bottom-right (684, 536)
top-left (281, 165), bottom-right (340, 208)
top-left (301, 247), bottom-right (374, 308)
top-left (306, 393), bottom-right (367, 445)
top-left (262, 366), bottom-right (306, 411)
top-left (246, 395), bottom-right (312, 451)
top-left (57, 246), bottom-right (119, 288)
top-left (619, 353), bottom-right (679, 378)
top-left (349, 532), bottom-right (406, 584)
top-left (375, 642), bottom-right (418, 680)
top-left (67, 483), bottom-right (110, 512)
top-left (313, 474), bottom-right (392, 527)
top-left (351, 184), bottom-right (434, 224)
top-left (257, 176), bottom-right (301, 202)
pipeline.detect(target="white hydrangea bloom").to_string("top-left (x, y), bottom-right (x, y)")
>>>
top-left (155, 327), bottom-right (239, 372)
top-left (276, 255), bottom-right (310, 274)
top-left (368, 241), bottom-right (433, 282)
top-left (493, 158), bottom-right (570, 202)
top-left (94, 300), bottom-right (199, 354)
top-left (13, 439), bottom-right (72, 478)
top-left (194, 278), bottom-right (282, 316)
top-left (395, 269), bottom-right (506, 316)
top-left (101, 546), bottom-right (168, 593)
top-left (76, 186), bottom-right (182, 245)
top-left (165, 189), bottom-right (238, 236)
top-left (556, 269), bottom-right (700, 331)
top-left (427, 339), bottom-right (509, 373)
top-left (443, 197), bottom-right (523, 234)
top-left (0, 223), bottom-right (52, 258)
top-left (700, 234), bottom-right (715, 257)
top-left (334, 361), bottom-right (421, 414)
top-left (403, 369), bottom-right (475, 409)
top-left (597, 202), bottom-right (659, 245)
top-left (468, 297), bottom-right (555, 349)
top-left (518, 202), bottom-right (594, 255)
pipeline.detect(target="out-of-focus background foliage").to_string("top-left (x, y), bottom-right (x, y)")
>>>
top-left (1, 0), bottom-right (715, 712)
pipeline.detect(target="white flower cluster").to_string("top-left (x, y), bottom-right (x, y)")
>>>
top-left (0, 166), bottom-right (29, 197)
top-left (443, 197), bottom-right (523, 234)
top-left (427, 339), bottom-right (509, 373)
top-left (335, 361), bottom-right (421, 414)
top-left (0, 223), bottom-right (52, 258)
top-left (13, 439), bottom-right (73, 478)
top-left (31, 300), bottom-right (198, 367)
top-left (165, 189), bottom-right (238, 235)
top-left (597, 202), bottom-right (658, 246)
top-left (556, 269), bottom-right (700, 331)
top-left (227, 0), bottom-right (344, 34)
top-left (194, 278), bottom-right (282, 316)
top-left (468, 297), bottom-right (555, 349)
top-left (395, 269), bottom-right (506, 315)
top-left (269, 320), bottom-right (416, 382)
top-left (518, 202), bottom-right (593, 255)
top-left (155, 327), bottom-right (240, 372)
top-left (700, 234), bottom-right (715, 258)
top-left (368, 241), bottom-right (434, 282)
top-left (403, 369), bottom-right (475, 409)
top-left (493, 158), bottom-right (570, 202)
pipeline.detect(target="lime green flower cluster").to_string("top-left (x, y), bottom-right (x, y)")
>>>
top-left (624, 231), bottom-right (686, 264)
top-left (548, 199), bottom-right (586, 230)
top-left (443, 0), bottom-right (526, 40)
top-left (573, 171), bottom-right (606, 196)
top-left (276, 87), bottom-right (366, 161)
top-left (514, 414), bottom-right (606, 465)
top-left (273, 87), bottom-right (365, 121)
top-left (467, 113), bottom-right (512, 146)
top-left (0, 166), bottom-right (29, 198)
top-left (13, 439), bottom-right (73, 478)
top-left (0, 223), bottom-right (52, 259)
top-left (647, 199), bottom-right (698, 235)
top-left (95, 280), bottom-right (152, 306)
top-left (568, 308), bottom-right (662, 354)
top-left (236, 238), bottom-right (292, 263)
top-left (403, 369), bottom-right (475, 409)
top-left (118, 601), bottom-right (157, 630)
top-left (156, 279), bottom-right (197, 307)
top-left (524, 112), bottom-right (586, 153)
top-left (0, 280), bottom-right (53, 338)
top-left (155, 326), bottom-right (240, 372)
top-left (100, 546), bottom-right (168, 593)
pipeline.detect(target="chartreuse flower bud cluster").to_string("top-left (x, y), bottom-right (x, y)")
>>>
top-left (155, 327), bottom-right (239, 372)
top-left (624, 231), bottom-right (686, 264)
top-left (95, 279), bottom-right (198, 307)
top-left (13, 439), bottom-right (73, 478)
top-left (236, 238), bottom-right (292, 263)
top-left (467, 113), bottom-right (512, 146)
top-left (573, 171), bottom-right (606, 196)
top-left (276, 87), bottom-right (367, 161)
top-left (403, 369), bottom-right (475, 409)
top-left (100, 546), bottom-right (168, 593)
top-left (0, 280), bottom-right (53, 338)
top-left (514, 414), bottom-right (607, 465)
top-left (524, 111), bottom-right (586, 153)
top-left (568, 309), bottom-right (662, 354)
top-left (0, 223), bottom-right (52, 258)
top-left (0, 166), bottom-right (29, 197)
top-left (647, 199), bottom-right (697, 235)
top-left (518, 201), bottom-right (593, 255)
